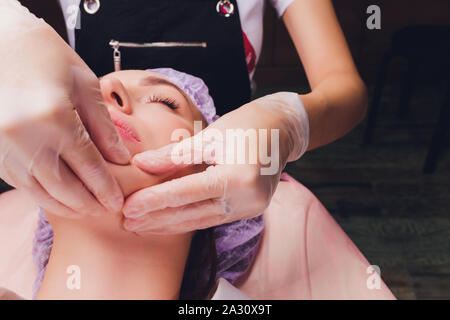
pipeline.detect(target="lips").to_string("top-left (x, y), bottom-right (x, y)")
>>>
top-left (108, 111), bottom-right (141, 143)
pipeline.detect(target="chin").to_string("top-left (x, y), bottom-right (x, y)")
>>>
top-left (107, 162), bottom-right (165, 198)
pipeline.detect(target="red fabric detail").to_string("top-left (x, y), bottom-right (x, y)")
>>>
top-left (242, 31), bottom-right (256, 74)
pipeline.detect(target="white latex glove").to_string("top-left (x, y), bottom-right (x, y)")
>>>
top-left (0, 0), bottom-right (130, 218)
top-left (122, 92), bottom-right (309, 234)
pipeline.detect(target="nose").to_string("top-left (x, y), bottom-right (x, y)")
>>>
top-left (100, 78), bottom-right (132, 114)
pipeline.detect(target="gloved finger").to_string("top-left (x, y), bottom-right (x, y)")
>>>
top-left (21, 176), bottom-right (84, 219)
top-left (0, 166), bottom-right (16, 188)
top-left (123, 166), bottom-right (225, 218)
top-left (70, 66), bottom-right (130, 165)
top-left (133, 134), bottom-right (213, 175)
top-left (61, 114), bottom-right (124, 213)
top-left (32, 153), bottom-right (109, 217)
top-left (0, 106), bottom-right (121, 215)
top-left (132, 214), bottom-right (228, 235)
top-left (0, 154), bottom-right (82, 219)
top-left (133, 142), bottom-right (192, 175)
top-left (123, 198), bottom-right (228, 231)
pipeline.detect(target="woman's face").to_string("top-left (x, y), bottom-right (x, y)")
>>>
top-left (47, 70), bottom-right (206, 238)
top-left (99, 70), bottom-right (205, 198)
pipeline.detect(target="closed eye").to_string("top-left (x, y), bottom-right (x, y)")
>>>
top-left (144, 95), bottom-right (179, 110)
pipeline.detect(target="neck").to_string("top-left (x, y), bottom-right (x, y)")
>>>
top-left (36, 212), bottom-right (193, 300)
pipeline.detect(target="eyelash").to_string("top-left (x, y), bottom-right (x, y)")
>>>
top-left (144, 95), bottom-right (179, 110)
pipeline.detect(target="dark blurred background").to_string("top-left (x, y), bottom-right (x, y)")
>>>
top-left (3, 0), bottom-right (450, 299)
top-left (253, 0), bottom-right (450, 299)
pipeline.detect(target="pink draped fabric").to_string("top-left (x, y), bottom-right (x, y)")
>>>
top-left (0, 174), bottom-right (395, 300)
top-left (236, 173), bottom-right (395, 299)
top-left (0, 190), bottom-right (39, 299)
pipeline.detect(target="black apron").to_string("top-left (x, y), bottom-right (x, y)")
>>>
top-left (75, 0), bottom-right (251, 116)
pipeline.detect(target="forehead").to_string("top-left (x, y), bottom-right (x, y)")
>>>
top-left (102, 70), bottom-right (166, 85)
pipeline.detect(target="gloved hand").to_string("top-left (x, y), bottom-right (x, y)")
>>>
top-left (122, 92), bottom-right (309, 234)
top-left (0, 0), bottom-right (130, 218)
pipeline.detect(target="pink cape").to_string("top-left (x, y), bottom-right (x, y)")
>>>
top-left (0, 174), bottom-right (395, 300)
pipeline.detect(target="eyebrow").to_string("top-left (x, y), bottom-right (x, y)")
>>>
top-left (139, 75), bottom-right (185, 95)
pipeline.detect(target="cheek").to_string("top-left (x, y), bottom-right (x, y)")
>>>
top-left (134, 109), bottom-right (195, 151)
top-left (107, 162), bottom-right (173, 198)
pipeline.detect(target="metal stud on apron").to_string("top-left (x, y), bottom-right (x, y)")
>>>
top-left (75, 0), bottom-right (251, 116)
